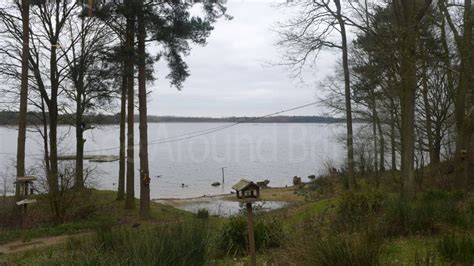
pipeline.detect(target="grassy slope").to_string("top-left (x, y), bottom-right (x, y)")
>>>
top-left (2, 170), bottom-right (473, 265)
top-left (0, 190), bottom-right (193, 245)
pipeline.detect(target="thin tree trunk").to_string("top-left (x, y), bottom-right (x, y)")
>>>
top-left (75, 19), bottom-right (86, 189)
top-left (441, 0), bottom-right (472, 181)
top-left (335, 0), bottom-right (356, 190)
top-left (372, 101), bottom-right (379, 186)
top-left (390, 103), bottom-right (397, 171)
top-left (125, 14), bottom-right (135, 210)
top-left (377, 117), bottom-right (385, 172)
top-left (138, 8), bottom-right (150, 219)
top-left (117, 60), bottom-right (127, 201)
top-left (421, 43), bottom-right (437, 165)
top-left (16, 0), bottom-right (30, 199)
top-left (49, 43), bottom-right (60, 221)
top-left (457, 0), bottom-right (472, 181)
top-left (41, 98), bottom-right (51, 185)
top-left (75, 95), bottom-right (84, 188)
top-left (396, 0), bottom-right (417, 200)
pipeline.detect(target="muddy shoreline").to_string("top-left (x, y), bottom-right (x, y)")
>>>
top-left (153, 185), bottom-right (303, 216)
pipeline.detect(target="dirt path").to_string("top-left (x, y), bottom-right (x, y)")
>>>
top-left (0, 232), bottom-right (92, 254)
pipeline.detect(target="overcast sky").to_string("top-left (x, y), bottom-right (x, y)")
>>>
top-left (150, 0), bottom-right (338, 117)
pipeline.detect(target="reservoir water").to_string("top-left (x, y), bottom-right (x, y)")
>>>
top-left (0, 123), bottom-right (346, 198)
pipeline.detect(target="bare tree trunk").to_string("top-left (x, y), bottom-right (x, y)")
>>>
top-left (49, 43), bottom-right (60, 221)
top-left (125, 14), bottom-right (135, 210)
top-left (39, 98), bottom-right (51, 194)
top-left (117, 61), bottom-right (127, 201)
top-left (16, 0), bottom-right (30, 199)
top-left (395, 0), bottom-right (418, 200)
top-left (421, 43), bottom-right (437, 165)
top-left (74, 19), bottom-right (86, 189)
top-left (75, 94), bottom-right (84, 188)
top-left (335, 0), bottom-right (356, 190)
top-left (371, 99), bottom-right (379, 185)
top-left (440, 0), bottom-right (472, 181)
top-left (377, 118), bottom-right (385, 172)
top-left (455, 0), bottom-right (472, 182)
top-left (138, 8), bottom-right (150, 219)
top-left (390, 109), bottom-right (397, 171)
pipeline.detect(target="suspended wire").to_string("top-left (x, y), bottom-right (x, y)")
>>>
top-left (0, 100), bottom-right (320, 156)
top-left (84, 100), bottom-right (320, 153)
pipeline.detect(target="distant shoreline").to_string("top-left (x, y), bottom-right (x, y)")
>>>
top-left (0, 111), bottom-right (361, 125)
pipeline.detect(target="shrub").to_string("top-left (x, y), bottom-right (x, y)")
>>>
top-left (216, 215), bottom-right (285, 256)
top-left (437, 235), bottom-right (474, 264)
top-left (333, 190), bottom-right (386, 232)
top-left (383, 190), bottom-right (466, 236)
top-left (305, 175), bottom-right (336, 199)
top-left (254, 218), bottom-right (285, 250)
top-left (457, 198), bottom-right (474, 228)
top-left (383, 198), bottom-right (436, 236)
top-left (420, 190), bottom-right (464, 224)
top-left (294, 231), bottom-right (385, 266)
top-left (196, 208), bottom-right (209, 219)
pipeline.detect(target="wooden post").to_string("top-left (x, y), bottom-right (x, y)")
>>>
top-left (21, 182), bottom-right (28, 243)
top-left (221, 167), bottom-right (226, 184)
top-left (246, 202), bottom-right (256, 266)
top-left (21, 203), bottom-right (27, 242)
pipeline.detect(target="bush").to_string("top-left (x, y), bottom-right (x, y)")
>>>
top-left (216, 215), bottom-right (285, 256)
top-left (420, 190), bottom-right (464, 224)
top-left (196, 208), bottom-right (209, 219)
top-left (437, 235), bottom-right (474, 263)
top-left (294, 231), bottom-right (385, 266)
top-left (457, 198), bottom-right (474, 228)
top-left (305, 176), bottom-right (336, 199)
top-left (383, 198), bottom-right (436, 236)
top-left (254, 217), bottom-right (285, 250)
top-left (383, 190), bottom-right (466, 236)
top-left (333, 190), bottom-right (386, 232)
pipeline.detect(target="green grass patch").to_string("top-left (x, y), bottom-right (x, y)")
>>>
top-left (437, 234), bottom-right (474, 263)
top-left (287, 198), bottom-right (336, 225)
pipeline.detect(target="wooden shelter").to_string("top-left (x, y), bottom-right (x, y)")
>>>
top-left (232, 178), bottom-right (259, 266)
top-left (15, 176), bottom-right (36, 198)
top-left (232, 179), bottom-right (260, 201)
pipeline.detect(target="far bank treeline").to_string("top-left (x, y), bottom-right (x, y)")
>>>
top-left (0, 111), bottom-right (349, 125)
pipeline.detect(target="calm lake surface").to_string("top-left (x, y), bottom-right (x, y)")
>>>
top-left (0, 123), bottom-right (346, 198)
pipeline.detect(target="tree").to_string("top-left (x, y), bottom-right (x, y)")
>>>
top-left (62, 16), bottom-right (115, 188)
top-left (277, 0), bottom-right (356, 189)
top-left (393, 0), bottom-right (432, 200)
top-left (0, 0), bottom-right (85, 221)
top-left (439, 0), bottom-right (473, 182)
top-left (124, 1), bottom-right (135, 209)
top-left (16, 0), bottom-right (31, 200)
top-left (133, 0), bottom-right (228, 218)
top-left (137, 3), bottom-right (149, 218)
top-left (117, 57), bottom-right (126, 201)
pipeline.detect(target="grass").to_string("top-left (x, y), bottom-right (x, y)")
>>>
top-left (437, 234), bottom-right (474, 263)
top-left (290, 230), bottom-right (385, 266)
top-left (215, 215), bottom-right (285, 257)
top-left (2, 219), bottom-right (211, 265)
top-left (0, 216), bottom-right (112, 244)
top-left (2, 171), bottom-right (474, 265)
top-left (0, 189), bottom-right (193, 245)
top-left (285, 198), bottom-right (336, 225)
top-left (384, 236), bottom-right (438, 265)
